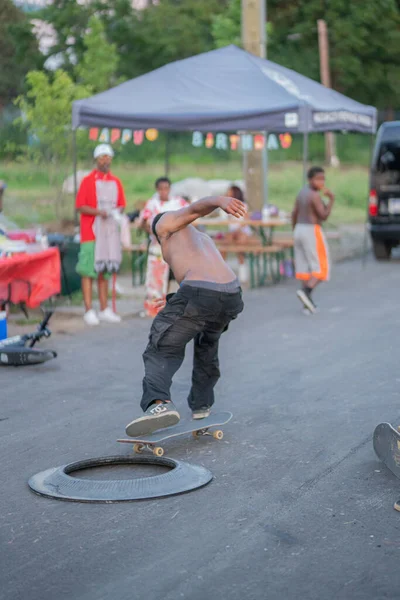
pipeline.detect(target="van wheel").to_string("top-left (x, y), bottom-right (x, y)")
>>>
top-left (373, 240), bottom-right (392, 260)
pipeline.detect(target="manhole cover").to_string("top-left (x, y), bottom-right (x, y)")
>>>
top-left (28, 455), bottom-right (213, 502)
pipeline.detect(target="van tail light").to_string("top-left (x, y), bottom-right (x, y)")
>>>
top-left (369, 189), bottom-right (378, 216)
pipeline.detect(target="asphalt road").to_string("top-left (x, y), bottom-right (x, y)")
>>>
top-left (2, 256), bottom-right (400, 600)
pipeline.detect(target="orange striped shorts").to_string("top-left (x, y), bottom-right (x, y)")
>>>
top-left (294, 224), bottom-right (330, 282)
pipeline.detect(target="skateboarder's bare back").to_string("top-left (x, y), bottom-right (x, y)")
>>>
top-left (125, 196), bottom-right (246, 437)
top-left (161, 223), bottom-right (237, 284)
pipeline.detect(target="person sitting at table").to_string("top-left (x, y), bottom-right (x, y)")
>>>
top-left (219, 185), bottom-right (255, 284)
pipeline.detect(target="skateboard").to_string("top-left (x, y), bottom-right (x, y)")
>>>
top-left (373, 422), bottom-right (400, 480)
top-left (117, 411), bottom-right (233, 457)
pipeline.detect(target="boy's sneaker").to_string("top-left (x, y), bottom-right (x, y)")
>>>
top-left (192, 407), bottom-right (211, 420)
top-left (98, 307), bottom-right (121, 323)
top-left (83, 309), bottom-right (100, 326)
top-left (125, 401), bottom-right (180, 437)
top-left (296, 289), bottom-right (316, 314)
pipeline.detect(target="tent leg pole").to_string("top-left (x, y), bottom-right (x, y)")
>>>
top-left (73, 128), bottom-right (78, 227)
top-left (302, 131), bottom-right (309, 184)
top-left (263, 131), bottom-right (268, 206)
top-left (165, 133), bottom-right (170, 177)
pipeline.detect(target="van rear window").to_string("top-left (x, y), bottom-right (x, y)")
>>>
top-left (377, 141), bottom-right (400, 172)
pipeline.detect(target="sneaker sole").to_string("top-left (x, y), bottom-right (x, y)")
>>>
top-left (296, 290), bottom-right (316, 314)
top-left (192, 412), bottom-right (211, 420)
top-left (125, 410), bottom-right (180, 437)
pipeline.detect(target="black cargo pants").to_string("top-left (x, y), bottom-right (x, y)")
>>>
top-left (141, 284), bottom-right (244, 411)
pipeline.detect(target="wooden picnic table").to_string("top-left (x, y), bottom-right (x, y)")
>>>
top-left (197, 217), bottom-right (290, 245)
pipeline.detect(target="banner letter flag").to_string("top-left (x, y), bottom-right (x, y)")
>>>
top-left (279, 133), bottom-right (293, 149)
top-left (215, 133), bottom-right (228, 150)
top-left (145, 128), bottom-right (159, 142)
top-left (192, 131), bottom-right (204, 147)
top-left (254, 134), bottom-right (265, 150)
top-left (133, 130), bottom-right (144, 145)
top-left (229, 135), bottom-right (240, 150)
top-left (99, 128), bottom-right (110, 143)
top-left (111, 129), bottom-right (121, 144)
top-left (241, 134), bottom-right (253, 151)
top-left (121, 129), bottom-right (132, 144)
top-left (89, 128), bottom-right (99, 141)
top-left (205, 133), bottom-right (214, 148)
top-left (267, 134), bottom-right (279, 150)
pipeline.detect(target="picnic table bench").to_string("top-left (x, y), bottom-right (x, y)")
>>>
top-left (215, 243), bottom-right (291, 288)
top-left (123, 242), bottom-right (148, 286)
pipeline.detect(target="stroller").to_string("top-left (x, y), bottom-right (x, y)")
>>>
top-left (0, 310), bottom-right (57, 366)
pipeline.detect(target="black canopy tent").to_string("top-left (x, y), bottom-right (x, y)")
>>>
top-left (72, 44), bottom-right (377, 200)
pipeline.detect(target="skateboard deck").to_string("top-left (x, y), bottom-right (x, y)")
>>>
top-left (117, 411), bottom-right (233, 456)
top-left (373, 422), bottom-right (400, 480)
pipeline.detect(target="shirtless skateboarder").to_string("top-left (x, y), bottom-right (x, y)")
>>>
top-left (292, 166), bottom-right (335, 313)
top-left (125, 195), bottom-right (246, 437)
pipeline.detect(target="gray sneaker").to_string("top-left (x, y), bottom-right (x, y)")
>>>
top-left (192, 407), bottom-right (211, 420)
top-left (296, 289), bottom-right (316, 314)
top-left (125, 402), bottom-right (180, 437)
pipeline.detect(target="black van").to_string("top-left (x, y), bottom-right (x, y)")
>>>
top-left (369, 121), bottom-right (400, 259)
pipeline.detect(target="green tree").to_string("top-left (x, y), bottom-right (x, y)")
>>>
top-left (15, 70), bottom-right (90, 168)
top-left (14, 69), bottom-right (91, 217)
top-left (323, 1), bottom-right (400, 109)
top-left (0, 0), bottom-right (42, 107)
top-left (41, 0), bottom-right (229, 82)
top-left (212, 0), bottom-right (400, 111)
top-left (211, 0), bottom-right (241, 48)
top-left (129, 0), bottom-right (229, 75)
top-left (75, 16), bottom-right (120, 93)
top-left (89, 0), bottom-right (144, 81)
top-left (39, 0), bottom-right (91, 75)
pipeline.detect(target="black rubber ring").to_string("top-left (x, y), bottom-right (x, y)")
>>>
top-left (28, 455), bottom-right (213, 503)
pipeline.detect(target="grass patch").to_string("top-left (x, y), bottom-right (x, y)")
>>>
top-left (14, 317), bottom-right (42, 326)
top-left (0, 160), bottom-right (369, 227)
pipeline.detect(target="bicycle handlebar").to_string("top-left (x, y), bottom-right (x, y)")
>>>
top-left (38, 310), bottom-right (53, 331)
top-left (28, 310), bottom-right (54, 347)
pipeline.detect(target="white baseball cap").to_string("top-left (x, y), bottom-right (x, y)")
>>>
top-left (93, 144), bottom-right (114, 159)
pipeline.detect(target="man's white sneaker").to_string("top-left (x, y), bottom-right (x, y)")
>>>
top-left (98, 307), bottom-right (122, 323)
top-left (238, 264), bottom-right (248, 283)
top-left (83, 309), bottom-right (100, 326)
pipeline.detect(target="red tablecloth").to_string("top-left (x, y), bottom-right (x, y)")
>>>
top-left (0, 247), bottom-right (61, 307)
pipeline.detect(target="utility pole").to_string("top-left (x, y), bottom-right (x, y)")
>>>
top-left (241, 0), bottom-right (267, 212)
top-left (317, 19), bottom-right (339, 167)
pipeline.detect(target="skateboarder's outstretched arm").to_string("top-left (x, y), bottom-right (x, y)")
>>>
top-left (155, 196), bottom-right (246, 239)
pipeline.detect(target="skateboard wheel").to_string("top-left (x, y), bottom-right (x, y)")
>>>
top-left (213, 430), bottom-right (223, 440)
top-left (192, 431), bottom-right (200, 439)
top-left (394, 500), bottom-right (400, 512)
top-left (133, 443), bottom-right (143, 454)
top-left (153, 447), bottom-right (164, 457)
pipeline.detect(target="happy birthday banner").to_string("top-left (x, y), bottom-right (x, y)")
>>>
top-left (192, 131), bottom-right (292, 151)
top-left (88, 128), bottom-right (293, 151)
top-left (88, 127), bottom-right (159, 145)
